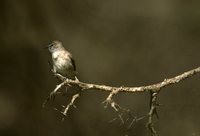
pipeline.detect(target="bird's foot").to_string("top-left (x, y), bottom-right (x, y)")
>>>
top-left (75, 76), bottom-right (79, 82)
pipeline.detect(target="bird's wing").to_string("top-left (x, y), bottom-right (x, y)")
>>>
top-left (68, 53), bottom-right (76, 71)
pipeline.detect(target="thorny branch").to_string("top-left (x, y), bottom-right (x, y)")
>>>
top-left (147, 92), bottom-right (159, 136)
top-left (44, 66), bottom-right (200, 136)
top-left (62, 93), bottom-right (80, 116)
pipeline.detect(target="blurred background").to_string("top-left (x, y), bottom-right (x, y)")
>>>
top-left (0, 0), bottom-right (200, 136)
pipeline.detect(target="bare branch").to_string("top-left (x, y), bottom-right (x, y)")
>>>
top-left (103, 88), bottom-right (130, 124)
top-left (147, 92), bottom-right (159, 136)
top-left (62, 93), bottom-right (80, 116)
top-left (44, 66), bottom-right (200, 135)
top-left (55, 67), bottom-right (200, 94)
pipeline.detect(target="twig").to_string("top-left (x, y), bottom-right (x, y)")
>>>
top-left (62, 93), bottom-right (80, 116)
top-left (147, 92), bottom-right (159, 136)
top-left (103, 87), bottom-right (130, 124)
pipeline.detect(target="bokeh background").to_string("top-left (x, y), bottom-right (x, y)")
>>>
top-left (0, 0), bottom-right (200, 136)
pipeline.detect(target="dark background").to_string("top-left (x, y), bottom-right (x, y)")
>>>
top-left (0, 0), bottom-right (200, 136)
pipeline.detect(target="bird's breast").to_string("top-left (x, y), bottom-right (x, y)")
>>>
top-left (52, 52), bottom-right (72, 72)
top-left (52, 51), bottom-right (74, 78)
top-left (53, 56), bottom-right (71, 70)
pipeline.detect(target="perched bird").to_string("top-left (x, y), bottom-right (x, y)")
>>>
top-left (47, 41), bottom-right (78, 81)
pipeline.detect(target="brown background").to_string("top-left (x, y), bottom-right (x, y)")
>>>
top-left (0, 0), bottom-right (200, 136)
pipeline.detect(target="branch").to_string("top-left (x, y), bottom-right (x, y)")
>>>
top-left (62, 93), bottom-right (80, 116)
top-left (44, 66), bottom-right (200, 136)
top-left (53, 67), bottom-right (200, 94)
top-left (147, 92), bottom-right (159, 136)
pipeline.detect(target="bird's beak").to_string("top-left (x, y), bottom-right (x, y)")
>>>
top-left (43, 43), bottom-right (53, 49)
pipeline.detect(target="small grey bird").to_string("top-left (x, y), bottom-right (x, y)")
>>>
top-left (47, 41), bottom-right (78, 81)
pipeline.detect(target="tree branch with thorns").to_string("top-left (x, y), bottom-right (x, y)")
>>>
top-left (43, 66), bottom-right (200, 136)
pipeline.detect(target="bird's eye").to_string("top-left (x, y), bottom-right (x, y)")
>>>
top-left (48, 43), bottom-right (54, 49)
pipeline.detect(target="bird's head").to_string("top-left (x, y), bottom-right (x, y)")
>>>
top-left (47, 41), bottom-right (64, 53)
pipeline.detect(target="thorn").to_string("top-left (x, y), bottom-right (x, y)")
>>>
top-left (109, 118), bottom-right (117, 123)
top-left (50, 91), bottom-right (56, 101)
top-left (73, 105), bottom-right (77, 108)
top-left (153, 108), bottom-right (159, 119)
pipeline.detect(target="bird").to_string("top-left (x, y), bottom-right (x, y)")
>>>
top-left (42, 40), bottom-right (80, 104)
top-left (47, 41), bottom-right (78, 81)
